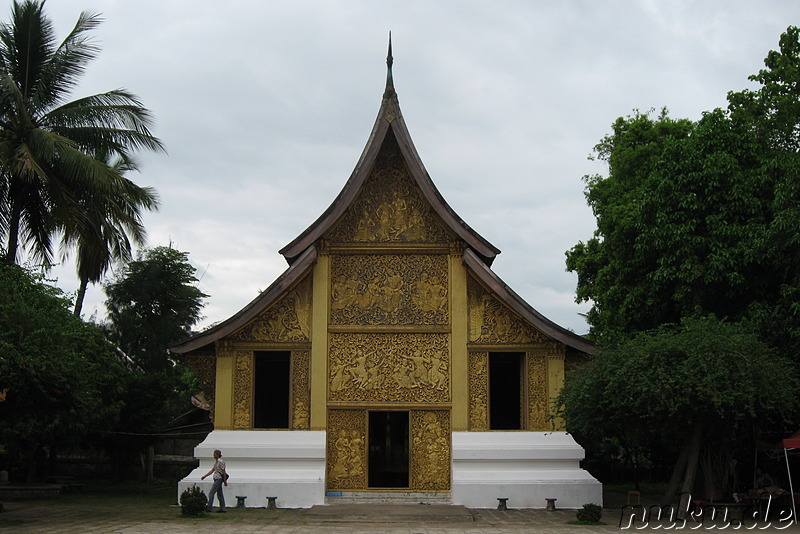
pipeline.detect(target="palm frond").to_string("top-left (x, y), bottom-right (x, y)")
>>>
top-left (34, 9), bottom-right (103, 112)
top-left (0, 1), bottom-right (163, 267)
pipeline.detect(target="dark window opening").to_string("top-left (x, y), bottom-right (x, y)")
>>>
top-left (253, 351), bottom-right (290, 429)
top-left (368, 411), bottom-right (409, 488)
top-left (489, 352), bottom-right (523, 430)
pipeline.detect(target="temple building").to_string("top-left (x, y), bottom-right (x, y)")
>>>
top-left (173, 46), bottom-right (601, 509)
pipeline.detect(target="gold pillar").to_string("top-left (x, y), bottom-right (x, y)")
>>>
top-left (310, 253), bottom-right (329, 430)
top-left (449, 253), bottom-right (469, 431)
top-left (213, 346), bottom-right (235, 429)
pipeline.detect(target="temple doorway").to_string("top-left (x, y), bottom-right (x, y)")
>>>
top-left (368, 411), bottom-right (409, 488)
top-left (253, 351), bottom-right (290, 428)
top-left (489, 352), bottom-right (524, 429)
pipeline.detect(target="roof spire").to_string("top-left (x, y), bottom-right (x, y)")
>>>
top-left (385, 31), bottom-right (395, 96)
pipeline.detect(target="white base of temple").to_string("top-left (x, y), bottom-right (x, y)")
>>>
top-left (451, 431), bottom-right (602, 509)
top-left (179, 430), bottom-right (601, 510)
top-left (178, 430), bottom-right (326, 509)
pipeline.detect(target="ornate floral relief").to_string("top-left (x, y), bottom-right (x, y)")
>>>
top-left (327, 409), bottom-right (367, 490)
top-left (411, 410), bottom-right (451, 491)
top-left (291, 350), bottom-right (310, 430)
top-left (468, 279), bottom-right (547, 345)
top-left (527, 351), bottom-right (548, 431)
top-left (231, 277), bottom-right (312, 343)
top-left (329, 333), bottom-right (449, 403)
top-left (328, 136), bottom-right (450, 244)
top-left (330, 254), bottom-right (449, 326)
top-left (232, 351), bottom-right (253, 429)
top-left (468, 352), bottom-right (489, 431)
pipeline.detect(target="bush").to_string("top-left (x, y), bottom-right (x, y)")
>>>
top-left (180, 485), bottom-right (207, 516)
top-left (576, 503), bottom-right (602, 523)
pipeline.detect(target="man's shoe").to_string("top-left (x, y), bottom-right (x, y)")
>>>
top-left (217, 509), bottom-right (226, 513)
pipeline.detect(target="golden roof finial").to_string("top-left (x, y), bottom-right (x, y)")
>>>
top-left (385, 31), bottom-right (395, 96)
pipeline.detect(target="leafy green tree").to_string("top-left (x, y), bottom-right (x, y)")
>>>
top-left (563, 27), bottom-right (800, 500)
top-left (0, 0), bottom-right (163, 265)
top-left (104, 246), bottom-right (208, 373)
top-left (728, 26), bottom-right (800, 150)
top-left (93, 367), bottom-right (200, 483)
top-left (727, 26), bottom-right (800, 357)
top-left (0, 263), bottom-right (126, 482)
top-left (101, 246), bottom-right (207, 481)
top-left (559, 316), bottom-right (798, 504)
top-left (565, 110), bottom-right (694, 341)
top-left (567, 27), bottom-right (800, 353)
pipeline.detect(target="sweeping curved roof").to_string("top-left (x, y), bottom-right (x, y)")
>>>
top-left (279, 43), bottom-right (500, 266)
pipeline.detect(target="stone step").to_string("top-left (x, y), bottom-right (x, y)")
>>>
top-left (306, 503), bottom-right (474, 523)
top-left (325, 491), bottom-right (451, 505)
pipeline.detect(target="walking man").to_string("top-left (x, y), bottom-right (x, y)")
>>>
top-left (201, 449), bottom-right (227, 512)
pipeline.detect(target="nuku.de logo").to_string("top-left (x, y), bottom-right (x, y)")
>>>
top-left (620, 494), bottom-right (795, 530)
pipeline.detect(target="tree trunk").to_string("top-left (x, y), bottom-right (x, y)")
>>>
top-left (677, 422), bottom-right (704, 520)
top-left (662, 437), bottom-right (691, 505)
top-left (702, 448), bottom-right (730, 501)
top-left (701, 452), bottom-right (719, 503)
top-left (25, 442), bottom-right (39, 483)
top-left (5, 197), bottom-right (22, 264)
top-left (73, 277), bottom-right (88, 317)
top-left (145, 446), bottom-right (154, 483)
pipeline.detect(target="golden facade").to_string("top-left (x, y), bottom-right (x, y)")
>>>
top-left (172, 58), bottom-right (594, 497)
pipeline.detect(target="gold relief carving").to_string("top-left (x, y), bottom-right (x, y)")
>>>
top-left (329, 333), bottom-right (450, 403)
top-left (233, 351), bottom-right (253, 429)
top-left (330, 255), bottom-right (448, 326)
top-left (527, 351), bottom-right (548, 431)
top-left (411, 410), bottom-right (451, 491)
top-left (328, 136), bottom-right (450, 244)
top-left (327, 409), bottom-right (367, 490)
top-left (291, 350), bottom-right (310, 429)
top-left (468, 352), bottom-right (488, 431)
top-left (468, 280), bottom-right (547, 344)
top-left (231, 277), bottom-right (311, 343)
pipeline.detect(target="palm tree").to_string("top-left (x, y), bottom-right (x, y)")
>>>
top-left (66, 152), bottom-right (159, 317)
top-left (0, 0), bottom-right (164, 265)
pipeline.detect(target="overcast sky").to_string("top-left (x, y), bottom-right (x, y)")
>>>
top-left (35, 1), bottom-right (798, 335)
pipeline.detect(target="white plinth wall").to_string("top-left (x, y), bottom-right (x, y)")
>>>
top-left (452, 431), bottom-right (602, 509)
top-left (179, 430), bottom-right (601, 509)
top-left (178, 430), bottom-right (326, 509)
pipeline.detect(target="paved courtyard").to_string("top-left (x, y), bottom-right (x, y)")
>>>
top-left (3, 496), bottom-right (800, 533)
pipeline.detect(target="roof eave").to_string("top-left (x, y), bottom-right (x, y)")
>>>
top-left (388, 110), bottom-right (500, 265)
top-left (278, 95), bottom-right (393, 263)
top-left (463, 248), bottom-right (595, 355)
top-left (170, 245), bottom-right (318, 355)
